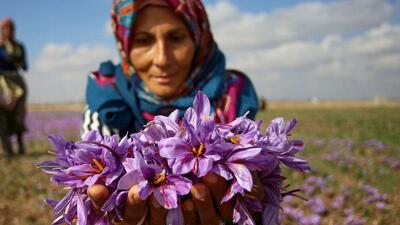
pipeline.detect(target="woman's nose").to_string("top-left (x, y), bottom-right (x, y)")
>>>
top-left (154, 40), bottom-right (170, 68)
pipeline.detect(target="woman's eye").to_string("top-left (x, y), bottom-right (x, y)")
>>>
top-left (170, 35), bottom-right (185, 43)
top-left (133, 37), bottom-right (150, 45)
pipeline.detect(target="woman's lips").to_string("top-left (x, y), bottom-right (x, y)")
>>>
top-left (152, 74), bottom-right (174, 84)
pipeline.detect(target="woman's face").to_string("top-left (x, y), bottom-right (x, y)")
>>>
top-left (1, 24), bottom-right (13, 40)
top-left (130, 6), bottom-right (196, 100)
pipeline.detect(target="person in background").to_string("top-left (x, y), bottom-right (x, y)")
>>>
top-left (0, 18), bottom-right (28, 159)
top-left (82, 0), bottom-right (262, 224)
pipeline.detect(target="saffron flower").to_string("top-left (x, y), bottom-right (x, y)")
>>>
top-left (159, 93), bottom-right (231, 177)
top-left (118, 151), bottom-right (192, 209)
top-left (38, 91), bottom-right (310, 225)
top-left (37, 131), bottom-right (128, 225)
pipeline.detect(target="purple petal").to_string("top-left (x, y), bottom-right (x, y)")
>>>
top-left (222, 181), bottom-right (243, 203)
top-left (122, 158), bottom-right (138, 173)
top-left (118, 170), bottom-right (143, 190)
top-left (279, 156), bottom-right (311, 172)
top-left (182, 117), bottom-right (200, 147)
top-left (155, 115), bottom-right (179, 133)
top-left (233, 200), bottom-right (256, 225)
top-left (53, 189), bottom-right (75, 215)
top-left (207, 142), bottom-right (233, 156)
top-left (102, 190), bottom-right (118, 212)
top-left (172, 156), bottom-right (196, 175)
top-left (83, 130), bottom-right (102, 142)
top-left (116, 190), bottom-right (129, 207)
top-left (168, 109), bottom-right (180, 123)
top-left (193, 91), bottom-right (210, 117)
top-left (212, 164), bottom-right (233, 181)
top-left (51, 215), bottom-right (65, 225)
top-left (227, 163), bottom-right (253, 191)
top-left (138, 180), bottom-right (153, 200)
top-left (284, 118), bottom-right (297, 134)
top-left (36, 160), bottom-right (63, 174)
top-left (183, 107), bottom-right (199, 129)
top-left (84, 173), bottom-right (102, 186)
top-left (166, 207), bottom-right (184, 225)
top-left (159, 137), bottom-right (191, 158)
top-left (196, 157), bottom-right (213, 177)
top-left (48, 135), bottom-right (66, 152)
top-left (76, 194), bottom-right (88, 225)
top-left (167, 175), bottom-right (192, 195)
top-left (45, 199), bottom-right (59, 207)
top-left (153, 186), bottom-right (178, 209)
top-left (228, 147), bottom-right (262, 162)
top-left (198, 119), bottom-right (214, 142)
top-left (262, 204), bottom-right (280, 225)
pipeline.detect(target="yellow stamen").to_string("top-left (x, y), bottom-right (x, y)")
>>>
top-left (230, 136), bottom-right (241, 145)
top-left (92, 159), bottom-right (104, 173)
top-left (197, 143), bottom-right (204, 156)
top-left (152, 172), bottom-right (166, 186)
top-left (192, 143), bottom-right (205, 157)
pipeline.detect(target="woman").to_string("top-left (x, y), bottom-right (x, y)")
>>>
top-left (0, 18), bottom-right (28, 158)
top-left (83, 0), bottom-right (262, 224)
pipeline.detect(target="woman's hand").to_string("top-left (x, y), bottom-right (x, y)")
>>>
top-left (87, 172), bottom-right (264, 225)
top-left (88, 185), bottom-right (153, 225)
top-left (182, 173), bottom-right (233, 225)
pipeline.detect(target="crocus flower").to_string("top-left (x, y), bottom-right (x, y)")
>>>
top-left (37, 131), bottom-right (128, 225)
top-left (257, 118), bottom-right (311, 173)
top-left (38, 91), bottom-right (311, 225)
top-left (158, 92), bottom-right (230, 177)
top-left (118, 151), bottom-right (192, 209)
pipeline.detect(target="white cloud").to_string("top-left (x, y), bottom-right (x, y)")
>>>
top-left (207, 0), bottom-right (395, 52)
top-left (205, 0), bottom-right (400, 100)
top-left (27, 43), bottom-right (116, 103)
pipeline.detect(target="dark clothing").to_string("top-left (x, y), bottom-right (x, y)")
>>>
top-left (0, 71), bottom-right (27, 134)
top-left (0, 40), bottom-right (27, 157)
top-left (0, 40), bottom-right (27, 71)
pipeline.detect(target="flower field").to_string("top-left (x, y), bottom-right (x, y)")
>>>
top-left (0, 104), bottom-right (399, 225)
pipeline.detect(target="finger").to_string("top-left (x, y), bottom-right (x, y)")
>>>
top-left (182, 199), bottom-right (199, 225)
top-left (123, 185), bottom-right (148, 224)
top-left (147, 194), bottom-right (167, 225)
top-left (202, 173), bottom-right (234, 221)
top-left (191, 183), bottom-right (221, 225)
top-left (246, 172), bottom-right (265, 202)
top-left (87, 184), bottom-right (109, 212)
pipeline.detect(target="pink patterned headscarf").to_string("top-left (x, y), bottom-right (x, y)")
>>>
top-left (111, 0), bottom-right (215, 79)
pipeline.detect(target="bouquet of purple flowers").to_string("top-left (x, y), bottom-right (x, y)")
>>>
top-left (38, 92), bottom-right (310, 225)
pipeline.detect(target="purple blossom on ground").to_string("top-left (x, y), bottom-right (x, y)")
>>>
top-left (383, 157), bottom-right (400, 170)
top-left (299, 214), bottom-right (321, 225)
top-left (363, 139), bottom-right (385, 151)
top-left (307, 197), bottom-right (327, 215)
top-left (331, 195), bottom-right (346, 209)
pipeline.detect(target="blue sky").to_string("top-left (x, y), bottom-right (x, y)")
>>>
top-left (1, 0), bottom-right (400, 103)
top-left (1, 0), bottom-right (318, 62)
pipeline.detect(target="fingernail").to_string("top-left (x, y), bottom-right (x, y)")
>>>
top-left (128, 185), bottom-right (142, 204)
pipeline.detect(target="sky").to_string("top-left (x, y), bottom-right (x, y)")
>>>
top-left (1, 0), bottom-right (400, 103)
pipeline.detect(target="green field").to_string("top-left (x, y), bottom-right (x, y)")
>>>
top-left (0, 105), bottom-right (399, 224)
